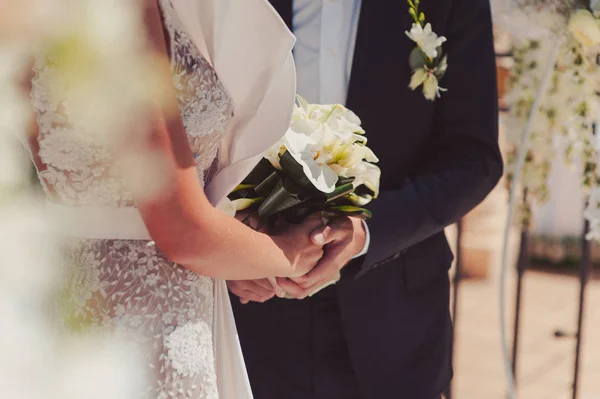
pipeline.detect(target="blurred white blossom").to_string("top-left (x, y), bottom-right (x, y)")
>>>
top-left (568, 9), bottom-right (600, 49)
top-left (504, 35), bottom-right (600, 228)
top-left (490, 0), bottom-right (569, 45)
top-left (0, 0), bottom-right (164, 397)
top-left (585, 187), bottom-right (600, 241)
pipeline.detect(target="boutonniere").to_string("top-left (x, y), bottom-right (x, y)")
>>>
top-left (406, 0), bottom-right (448, 101)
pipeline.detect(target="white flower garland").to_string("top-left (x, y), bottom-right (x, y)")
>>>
top-left (501, 0), bottom-right (600, 240)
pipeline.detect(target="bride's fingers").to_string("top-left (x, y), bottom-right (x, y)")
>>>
top-left (240, 289), bottom-right (275, 304)
top-left (245, 281), bottom-right (275, 298)
top-left (228, 280), bottom-right (276, 303)
top-left (267, 276), bottom-right (286, 298)
top-left (254, 278), bottom-right (275, 291)
top-left (276, 277), bottom-right (308, 300)
top-left (295, 243), bottom-right (346, 289)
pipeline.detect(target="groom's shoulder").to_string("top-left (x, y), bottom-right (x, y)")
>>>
top-left (428, 0), bottom-right (492, 34)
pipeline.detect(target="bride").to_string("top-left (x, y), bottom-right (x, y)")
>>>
top-left (25, 0), bottom-right (321, 397)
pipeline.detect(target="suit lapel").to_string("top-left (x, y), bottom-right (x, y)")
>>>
top-left (346, 0), bottom-right (369, 105)
top-left (268, 0), bottom-right (293, 30)
top-left (348, 1), bottom-right (412, 109)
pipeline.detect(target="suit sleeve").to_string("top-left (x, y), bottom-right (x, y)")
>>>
top-left (357, 0), bottom-right (503, 276)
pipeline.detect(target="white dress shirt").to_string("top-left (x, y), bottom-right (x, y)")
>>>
top-left (292, 0), bottom-right (369, 257)
top-left (293, 0), bottom-right (362, 105)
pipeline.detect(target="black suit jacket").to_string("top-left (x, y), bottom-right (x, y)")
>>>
top-left (266, 1), bottom-right (502, 397)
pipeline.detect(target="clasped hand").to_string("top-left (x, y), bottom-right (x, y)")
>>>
top-left (227, 213), bottom-right (366, 303)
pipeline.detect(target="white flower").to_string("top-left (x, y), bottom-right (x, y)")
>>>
top-left (264, 139), bottom-right (285, 169)
top-left (568, 9), bottom-right (600, 49)
top-left (348, 160), bottom-right (381, 198)
top-left (585, 188), bottom-right (600, 237)
top-left (405, 23), bottom-right (446, 59)
top-left (409, 67), bottom-right (428, 90)
top-left (423, 74), bottom-right (446, 100)
top-left (348, 193), bottom-right (373, 206)
top-left (307, 103), bottom-right (365, 136)
top-left (410, 67), bottom-right (446, 101)
top-left (263, 96), bottom-right (380, 195)
top-left (216, 197), bottom-right (237, 217)
top-left (219, 189), bottom-right (274, 216)
top-left (284, 128), bottom-right (339, 193)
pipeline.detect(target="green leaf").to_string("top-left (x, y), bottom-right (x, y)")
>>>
top-left (326, 205), bottom-right (373, 220)
top-left (324, 182), bottom-right (355, 202)
top-left (409, 47), bottom-right (427, 70)
top-left (257, 179), bottom-right (305, 219)
top-left (244, 158), bottom-right (278, 185)
top-left (347, 192), bottom-right (373, 206)
top-left (434, 53), bottom-right (448, 78)
top-left (232, 197), bottom-right (264, 211)
top-left (232, 184), bottom-right (256, 192)
top-left (278, 151), bottom-right (328, 199)
top-left (336, 176), bottom-right (355, 186)
top-left (228, 187), bottom-right (258, 201)
top-left (283, 176), bottom-right (306, 196)
top-left (408, 7), bottom-right (417, 20)
top-left (279, 151), bottom-right (314, 189)
top-left (254, 171), bottom-right (280, 197)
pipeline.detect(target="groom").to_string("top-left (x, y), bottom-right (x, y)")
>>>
top-left (229, 0), bottom-right (502, 398)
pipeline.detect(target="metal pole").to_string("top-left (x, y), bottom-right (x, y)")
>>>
top-left (499, 40), bottom-right (564, 399)
top-left (572, 218), bottom-right (591, 399)
top-left (445, 219), bottom-right (463, 399)
top-left (511, 201), bottom-right (530, 383)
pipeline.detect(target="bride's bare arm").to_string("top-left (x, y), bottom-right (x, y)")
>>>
top-left (126, 0), bottom-right (321, 280)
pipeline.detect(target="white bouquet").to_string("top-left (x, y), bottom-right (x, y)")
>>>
top-left (227, 96), bottom-right (381, 226)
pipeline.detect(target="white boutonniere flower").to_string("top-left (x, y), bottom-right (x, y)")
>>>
top-left (406, 0), bottom-right (448, 101)
top-left (406, 23), bottom-right (446, 59)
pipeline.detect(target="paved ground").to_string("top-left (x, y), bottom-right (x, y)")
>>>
top-left (450, 270), bottom-right (600, 399)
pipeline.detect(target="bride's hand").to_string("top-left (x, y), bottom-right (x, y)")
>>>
top-left (270, 213), bottom-right (325, 278)
top-left (227, 213), bottom-right (323, 300)
top-left (227, 278), bottom-right (279, 304)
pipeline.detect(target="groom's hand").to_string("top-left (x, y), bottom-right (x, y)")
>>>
top-left (278, 216), bottom-right (366, 299)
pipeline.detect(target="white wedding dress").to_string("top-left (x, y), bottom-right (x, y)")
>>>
top-left (27, 1), bottom-right (252, 397)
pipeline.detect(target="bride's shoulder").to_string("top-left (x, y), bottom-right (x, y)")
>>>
top-left (169, 0), bottom-right (294, 45)
top-left (174, 0), bottom-right (297, 205)
top-left (169, 0), bottom-right (295, 107)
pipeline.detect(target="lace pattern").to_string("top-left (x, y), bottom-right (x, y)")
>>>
top-left (160, 0), bottom-right (233, 185)
top-left (61, 239), bottom-right (218, 398)
top-left (30, 58), bottom-right (134, 207)
top-left (28, 0), bottom-right (234, 397)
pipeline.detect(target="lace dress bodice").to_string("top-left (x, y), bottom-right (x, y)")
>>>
top-left (30, 0), bottom-right (232, 207)
top-left (28, 1), bottom-right (234, 398)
